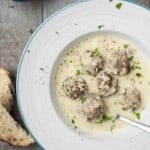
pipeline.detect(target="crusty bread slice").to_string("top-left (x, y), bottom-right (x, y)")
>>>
top-left (0, 102), bottom-right (34, 146)
top-left (0, 68), bottom-right (14, 112)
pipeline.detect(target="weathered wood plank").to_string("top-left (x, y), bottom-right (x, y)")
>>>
top-left (0, 0), bottom-right (43, 77)
top-left (138, 0), bottom-right (150, 6)
top-left (43, 0), bottom-right (76, 20)
top-left (0, 0), bottom-right (43, 149)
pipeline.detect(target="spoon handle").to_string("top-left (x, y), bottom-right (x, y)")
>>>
top-left (117, 114), bottom-right (150, 133)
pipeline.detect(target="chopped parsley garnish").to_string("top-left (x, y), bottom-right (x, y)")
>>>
top-left (134, 66), bottom-right (141, 69)
top-left (71, 117), bottom-right (77, 129)
top-left (128, 56), bottom-right (133, 61)
top-left (139, 81), bottom-right (142, 84)
top-left (16, 42), bottom-right (19, 46)
top-left (70, 60), bottom-right (73, 63)
top-left (40, 67), bottom-right (44, 71)
top-left (122, 108), bottom-right (128, 111)
top-left (76, 70), bottom-right (83, 76)
top-left (111, 124), bottom-right (116, 132)
top-left (90, 48), bottom-right (100, 57)
top-left (56, 31), bottom-right (60, 35)
top-left (8, 5), bottom-right (15, 8)
top-left (136, 73), bottom-right (142, 78)
top-left (76, 70), bottom-right (81, 76)
top-left (98, 25), bottom-right (104, 30)
top-left (29, 28), bottom-right (34, 34)
top-left (133, 112), bottom-right (141, 120)
top-left (96, 115), bottom-right (112, 124)
top-left (116, 2), bottom-right (123, 9)
top-left (80, 96), bottom-right (86, 104)
top-left (71, 119), bottom-right (75, 124)
top-left (124, 44), bottom-right (129, 49)
top-left (109, 0), bottom-right (113, 2)
top-left (110, 119), bottom-right (116, 132)
top-left (131, 62), bottom-right (141, 70)
top-left (27, 50), bottom-right (30, 53)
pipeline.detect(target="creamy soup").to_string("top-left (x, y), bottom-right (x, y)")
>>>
top-left (55, 33), bottom-right (150, 134)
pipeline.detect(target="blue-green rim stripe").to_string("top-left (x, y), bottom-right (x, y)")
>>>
top-left (16, 0), bottom-right (150, 149)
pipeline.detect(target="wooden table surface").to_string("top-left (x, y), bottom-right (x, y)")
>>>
top-left (0, 0), bottom-right (149, 149)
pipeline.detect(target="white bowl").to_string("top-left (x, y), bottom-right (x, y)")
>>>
top-left (16, 0), bottom-right (150, 149)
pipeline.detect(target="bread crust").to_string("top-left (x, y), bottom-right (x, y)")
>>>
top-left (0, 103), bottom-right (34, 146)
top-left (0, 68), bottom-right (34, 147)
top-left (0, 68), bottom-right (15, 112)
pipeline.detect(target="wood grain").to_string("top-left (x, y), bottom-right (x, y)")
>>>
top-left (43, 0), bottom-right (75, 20)
top-left (0, 0), bottom-right (149, 150)
top-left (0, 0), bottom-right (43, 77)
top-left (0, 0), bottom-right (42, 149)
top-left (138, 0), bottom-right (150, 6)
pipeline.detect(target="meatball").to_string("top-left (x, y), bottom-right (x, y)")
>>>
top-left (62, 76), bottom-right (88, 99)
top-left (107, 51), bottom-right (130, 75)
top-left (97, 71), bottom-right (118, 97)
top-left (80, 50), bottom-right (104, 76)
top-left (82, 93), bottom-right (107, 121)
top-left (120, 88), bottom-right (141, 110)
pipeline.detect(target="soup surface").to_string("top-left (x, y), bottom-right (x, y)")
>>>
top-left (55, 33), bottom-right (150, 133)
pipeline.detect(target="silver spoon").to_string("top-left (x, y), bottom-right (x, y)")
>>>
top-left (115, 114), bottom-right (150, 133)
